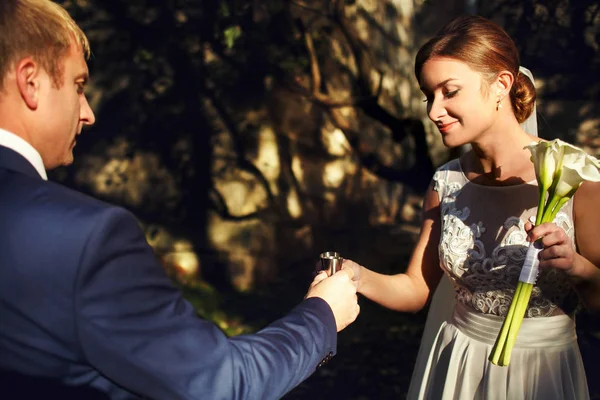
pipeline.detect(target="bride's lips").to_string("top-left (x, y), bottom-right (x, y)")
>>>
top-left (438, 121), bottom-right (458, 133)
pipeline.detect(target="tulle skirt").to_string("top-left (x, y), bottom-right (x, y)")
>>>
top-left (407, 301), bottom-right (589, 400)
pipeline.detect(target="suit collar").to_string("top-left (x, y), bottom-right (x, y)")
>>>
top-left (0, 128), bottom-right (47, 180)
top-left (0, 145), bottom-right (44, 180)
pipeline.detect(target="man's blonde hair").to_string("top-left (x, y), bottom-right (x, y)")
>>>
top-left (0, 0), bottom-right (90, 90)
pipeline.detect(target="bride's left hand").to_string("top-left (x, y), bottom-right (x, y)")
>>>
top-left (525, 221), bottom-right (580, 277)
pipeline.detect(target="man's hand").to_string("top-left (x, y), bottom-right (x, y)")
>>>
top-left (305, 268), bottom-right (360, 332)
top-left (313, 259), bottom-right (362, 291)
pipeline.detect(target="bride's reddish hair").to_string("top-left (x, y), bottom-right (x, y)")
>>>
top-left (415, 15), bottom-right (535, 123)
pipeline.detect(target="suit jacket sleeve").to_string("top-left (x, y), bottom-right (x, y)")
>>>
top-left (74, 207), bottom-right (337, 400)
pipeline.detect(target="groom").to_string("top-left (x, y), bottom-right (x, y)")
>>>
top-left (0, 1), bottom-right (360, 399)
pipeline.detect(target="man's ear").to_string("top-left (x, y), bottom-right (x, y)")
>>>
top-left (15, 57), bottom-right (41, 110)
top-left (494, 70), bottom-right (514, 99)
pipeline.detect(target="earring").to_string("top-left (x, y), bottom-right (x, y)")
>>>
top-left (496, 98), bottom-right (503, 111)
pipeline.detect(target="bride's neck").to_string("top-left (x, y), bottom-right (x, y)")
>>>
top-left (471, 127), bottom-right (536, 171)
top-left (463, 127), bottom-right (539, 185)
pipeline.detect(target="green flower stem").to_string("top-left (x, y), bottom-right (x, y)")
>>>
top-left (498, 282), bottom-right (533, 366)
top-left (534, 185), bottom-right (547, 227)
top-left (546, 196), bottom-right (570, 224)
top-left (493, 188), bottom-right (568, 367)
top-left (541, 193), bottom-right (561, 224)
top-left (493, 189), bottom-right (571, 366)
top-left (489, 282), bottom-right (523, 364)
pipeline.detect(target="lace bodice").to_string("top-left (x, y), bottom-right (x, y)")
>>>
top-left (434, 159), bottom-right (579, 318)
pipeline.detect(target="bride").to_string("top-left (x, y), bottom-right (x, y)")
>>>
top-left (344, 15), bottom-right (598, 399)
top-left (409, 64), bottom-right (540, 394)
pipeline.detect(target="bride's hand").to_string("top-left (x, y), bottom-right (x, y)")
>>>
top-left (341, 259), bottom-right (362, 291)
top-left (525, 221), bottom-right (579, 277)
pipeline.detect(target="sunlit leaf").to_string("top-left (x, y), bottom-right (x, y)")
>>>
top-left (223, 25), bottom-right (242, 49)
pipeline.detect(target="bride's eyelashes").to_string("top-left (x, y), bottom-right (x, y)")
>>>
top-left (445, 89), bottom-right (459, 98)
top-left (422, 89), bottom-right (460, 103)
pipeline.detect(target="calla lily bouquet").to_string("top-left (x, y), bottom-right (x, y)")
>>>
top-left (489, 139), bottom-right (600, 366)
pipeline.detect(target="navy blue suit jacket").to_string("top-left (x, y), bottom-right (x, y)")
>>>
top-left (0, 145), bottom-right (337, 399)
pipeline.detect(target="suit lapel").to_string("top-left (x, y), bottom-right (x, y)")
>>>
top-left (0, 145), bottom-right (43, 180)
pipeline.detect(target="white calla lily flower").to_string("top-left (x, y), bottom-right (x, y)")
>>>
top-left (554, 159), bottom-right (600, 198)
top-left (542, 141), bottom-right (600, 222)
top-left (525, 141), bottom-right (557, 191)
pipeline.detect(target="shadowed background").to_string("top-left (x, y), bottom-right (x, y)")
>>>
top-left (52, 0), bottom-right (599, 398)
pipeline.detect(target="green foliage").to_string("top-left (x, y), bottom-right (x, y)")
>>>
top-left (177, 279), bottom-right (255, 337)
top-left (223, 25), bottom-right (242, 49)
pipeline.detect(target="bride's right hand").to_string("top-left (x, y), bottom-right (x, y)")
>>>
top-left (341, 259), bottom-right (362, 291)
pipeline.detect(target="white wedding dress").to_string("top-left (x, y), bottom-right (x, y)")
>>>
top-left (406, 159), bottom-right (589, 399)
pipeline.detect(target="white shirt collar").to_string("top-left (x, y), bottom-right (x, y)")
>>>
top-left (0, 128), bottom-right (48, 180)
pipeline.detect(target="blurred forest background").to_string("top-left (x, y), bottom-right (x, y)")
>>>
top-left (54, 0), bottom-right (599, 398)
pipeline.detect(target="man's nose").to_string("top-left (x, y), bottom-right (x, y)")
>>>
top-left (81, 96), bottom-right (95, 126)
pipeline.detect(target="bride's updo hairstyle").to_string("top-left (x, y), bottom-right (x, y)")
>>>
top-left (415, 15), bottom-right (536, 124)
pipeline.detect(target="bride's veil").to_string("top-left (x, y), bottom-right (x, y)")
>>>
top-left (408, 66), bottom-right (538, 389)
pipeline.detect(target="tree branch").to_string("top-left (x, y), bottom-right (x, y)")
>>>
top-left (293, 20), bottom-right (380, 108)
top-left (289, 0), bottom-right (332, 18)
top-left (293, 1), bottom-right (410, 134)
top-left (204, 88), bottom-right (281, 213)
top-left (291, 0), bottom-right (434, 191)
